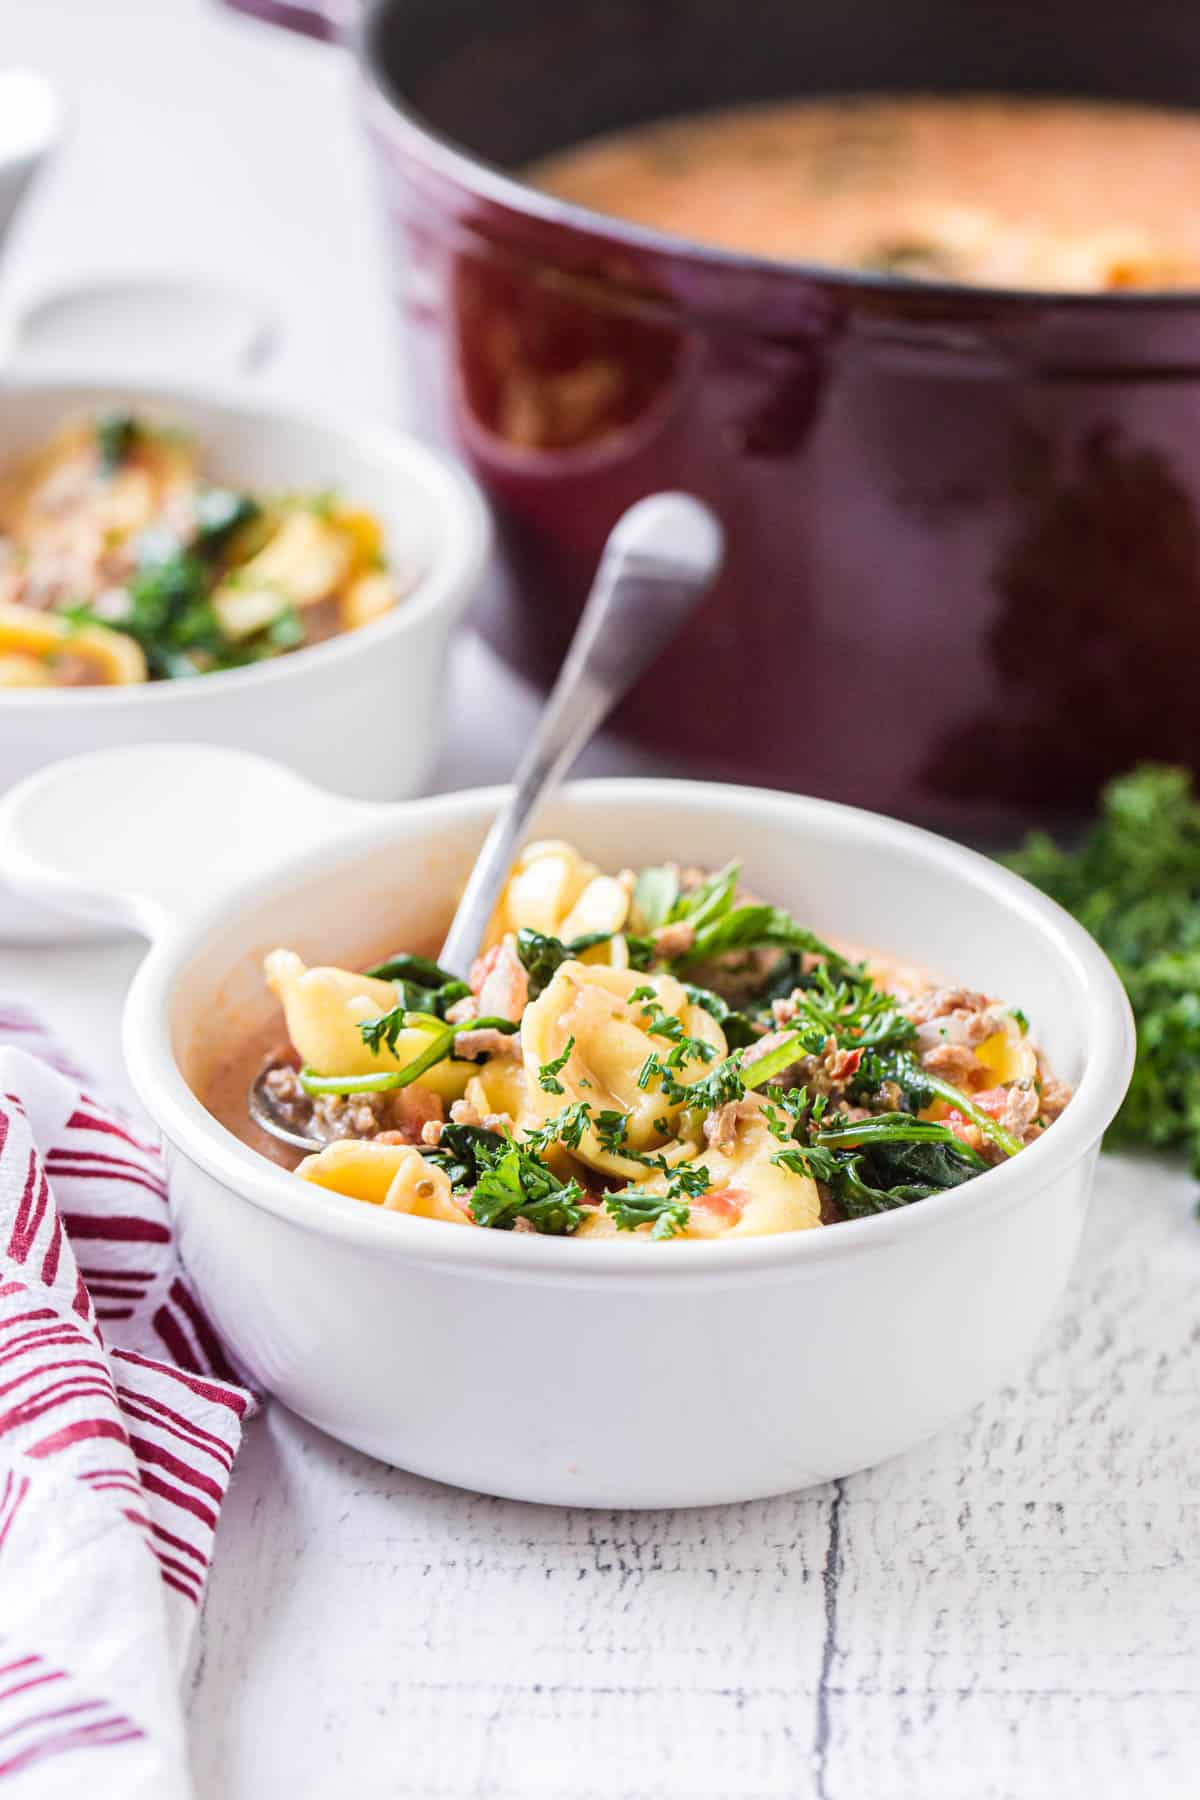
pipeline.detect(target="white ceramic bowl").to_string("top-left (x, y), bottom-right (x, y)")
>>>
top-left (0, 744), bottom-right (1134, 1507)
top-left (0, 375), bottom-right (490, 940)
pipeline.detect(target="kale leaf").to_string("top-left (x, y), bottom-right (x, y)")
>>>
top-left (95, 412), bottom-right (139, 475)
top-left (515, 927), bottom-right (614, 997)
top-left (363, 952), bottom-right (470, 1019)
top-left (812, 1113), bottom-right (986, 1219)
top-left (422, 1123), bottom-right (507, 1189)
top-left (193, 487), bottom-right (259, 550)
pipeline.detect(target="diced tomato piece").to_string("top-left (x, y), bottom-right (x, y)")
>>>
top-left (828, 1047), bottom-right (863, 1081)
top-left (693, 1186), bottom-right (746, 1224)
top-left (469, 944), bottom-right (503, 995)
top-left (476, 941), bottom-right (529, 1023)
top-left (944, 1109), bottom-right (975, 1145)
top-left (972, 1088), bottom-right (1009, 1119)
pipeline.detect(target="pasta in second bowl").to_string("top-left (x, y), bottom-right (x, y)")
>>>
top-left (0, 747), bottom-right (1134, 1502)
top-left (0, 376), bottom-right (489, 942)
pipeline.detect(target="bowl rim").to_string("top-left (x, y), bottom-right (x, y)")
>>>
top-left (122, 776), bottom-right (1136, 1279)
top-left (0, 370), bottom-right (491, 710)
top-left (355, 2), bottom-right (1200, 314)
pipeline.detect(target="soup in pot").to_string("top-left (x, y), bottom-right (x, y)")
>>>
top-left (527, 94), bottom-right (1200, 290)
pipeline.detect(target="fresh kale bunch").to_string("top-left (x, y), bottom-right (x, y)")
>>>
top-left (1007, 764), bottom-right (1200, 1171)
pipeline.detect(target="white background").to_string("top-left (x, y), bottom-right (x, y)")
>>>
top-left (1, 4), bottom-right (1198, 1796)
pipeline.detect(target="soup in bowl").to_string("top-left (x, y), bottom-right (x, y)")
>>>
top-left (0, 744), bottom-right (1133, 1504)
top-left (206, 835), bottom-right (1072, 1244)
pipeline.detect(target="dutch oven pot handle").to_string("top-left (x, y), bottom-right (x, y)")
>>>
top-left (216, 0), bottom-right (359, 44)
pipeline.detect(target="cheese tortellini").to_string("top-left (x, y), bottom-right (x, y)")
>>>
top-left (0, 411), bottom-right (407, 687)
top-left (574, 1107), bottom-right (821, 1240)
top-left (250, 831), bottom-right (1063, 1246)
top-left (0, 599), bottom-right (147, 687)
top-left (264, 949), bottom-right (472, 1102)
top-left (298, 1139), bottom-right (468, 1224)
top-left (521, 960), bottom-right (726, 1178)
top-left (485, 840), bottom-right (632, 970)
top-left (257, 906), bottom-right (826, 1244)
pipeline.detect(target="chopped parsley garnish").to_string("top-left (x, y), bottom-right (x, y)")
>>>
top-left (469, 1143), bottom-right (584, 1235)
top-left (604, 1190), bottom-right (692, 1240)
top-left (538, 1036), bottom-right (575, 1095)
top-left (594, 1109), bottom-right (630, 1153)
top-left (604, 1157), bottom-right (714, 1238)
top-left (421, 1123), bottom-right (587, 1235)
top-left (772, 1143), bottom-right (840, 1184)
top-left (523, 1101), bottom-right (592, 1155)
top-left (631, 995), bottom-right (717, 1084)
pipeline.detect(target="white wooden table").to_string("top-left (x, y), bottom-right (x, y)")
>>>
top-left (3, 4), bottom-right (1199, 1794)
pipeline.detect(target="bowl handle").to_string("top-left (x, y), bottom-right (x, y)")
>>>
top-left (0, 743), bottom-right (375, 940)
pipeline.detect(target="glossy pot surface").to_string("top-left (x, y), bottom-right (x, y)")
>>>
top-left (232, 0), bottom-right (1200, 831)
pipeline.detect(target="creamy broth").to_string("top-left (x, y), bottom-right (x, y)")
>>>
top-left (203, 1016), bottom-right (305, 1172)
top-left (527, 94), bottom-right (1200, 290)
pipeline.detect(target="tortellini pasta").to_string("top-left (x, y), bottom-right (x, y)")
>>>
top-left (264, 949), bottom-right (472, 1102)
top-left (249, 834), bottom-right (1057, 1246)
top-left (298, 1139), bottom-right (468, 1224)
top-left (484, 840), bottom-right (632, 971)
top-left (521, 960), bottom-right (726, 1178)
top-left (259, 935), bottom-right (824, 1242)
top-left (0, 599), bottom-right (147, 687)
top-left (575, 1107), bottom-right (821, 1240)
top-left (461, 1057), bottom-right (529, 1128)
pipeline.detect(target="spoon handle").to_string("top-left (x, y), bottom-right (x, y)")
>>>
top-left (438, 492), bottom-right (724, 974)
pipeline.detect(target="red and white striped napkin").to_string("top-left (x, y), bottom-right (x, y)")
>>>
top-left (0, 1006), bottom-right (253, 1797)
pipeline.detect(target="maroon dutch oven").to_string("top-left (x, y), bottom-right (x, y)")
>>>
top-left (227, 0), bottom-right (1200, 833)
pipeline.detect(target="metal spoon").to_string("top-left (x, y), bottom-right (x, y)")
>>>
top-left (250, 492), bottom-right (724, 1151)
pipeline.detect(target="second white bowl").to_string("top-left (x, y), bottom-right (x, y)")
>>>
top-left (0, 375), bottom-right (491, 940)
